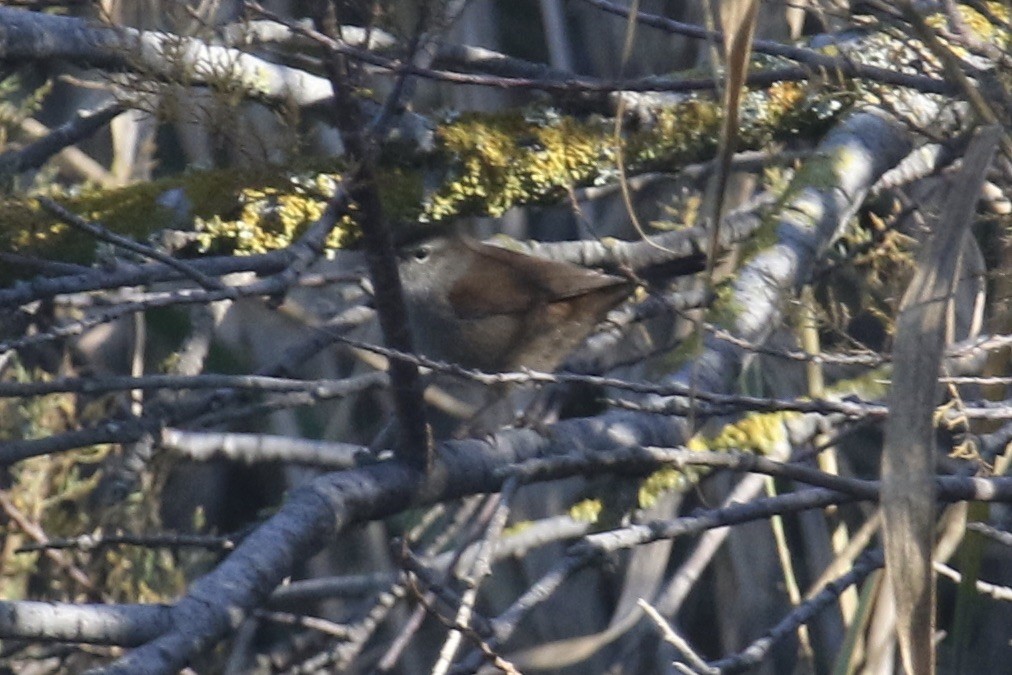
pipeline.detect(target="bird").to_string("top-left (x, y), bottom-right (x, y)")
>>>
top-left (395, 232), bottom-right (635, 372)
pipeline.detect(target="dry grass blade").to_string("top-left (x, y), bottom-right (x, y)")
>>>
top-left (881, 124), bottom-right (1001, 675)
top-left (705, 0), bottom-right (759, 253)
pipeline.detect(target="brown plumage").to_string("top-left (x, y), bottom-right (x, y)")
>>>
top-left (397, 234), bottom-right (632, 371)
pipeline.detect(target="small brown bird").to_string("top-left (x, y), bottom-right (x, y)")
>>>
top-left (396, 233), bottom-right (633, 372)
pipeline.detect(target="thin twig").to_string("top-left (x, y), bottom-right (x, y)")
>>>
top-left (37, 197), bottom-right (232, 295)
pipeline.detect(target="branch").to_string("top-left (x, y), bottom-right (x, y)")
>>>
top-left (0, 250), bottom-right (292, 310)
top-left (707, 549), bottom-right (885, 673)
top-left (578, 0), bottom-right (955, 94)
top-left (37, 198), bottom-right (232, 294)
top-left (0, 8), bottom-right (335, 108)
top-left (0, 100), bottom-right (123, 175)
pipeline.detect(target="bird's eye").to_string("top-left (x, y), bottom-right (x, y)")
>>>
top-left (412, 245), bottom-right (431, 262)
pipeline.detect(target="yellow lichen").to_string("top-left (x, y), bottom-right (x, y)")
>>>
top-left (639, 467), bottom-right (696, 509)
top-left (195, 176), bottom-right (338, 254)
top-left (423, 112), bottom-right (616, 221)
top-left (687, 410), bottom-right (798, 455)
top-left (0, 162), bottom-right (427, 279)
top-left (2, 70), bottom-right (857, 274)
top-left (501, 519), bottom-right (534, 538)
top-left (569, 498), bottom-right (604, 523)
top-left (629, 100), bottom-right (722, 164)
top-left (926, 2), bottom-right (1011, 52)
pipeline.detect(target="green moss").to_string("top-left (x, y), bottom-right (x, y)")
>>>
top-left (0, 165), bottom-right (300, 272)
top-left (0, 49), bottom-right (866, 271)
top-left (0, 77), bottom-right (50, 154)
top-left (736, 205), bottom-right (784, 265)
top-left (0, 358), bottom-right (193, 603)
top-left (707, 279), bottom-right (744, 331)
top-left (1, 54), bottom-right (864, 276)
top-left (652, 329), bottom-right (701, 376)
top-left (0, 161), bottom-right (429, 278)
